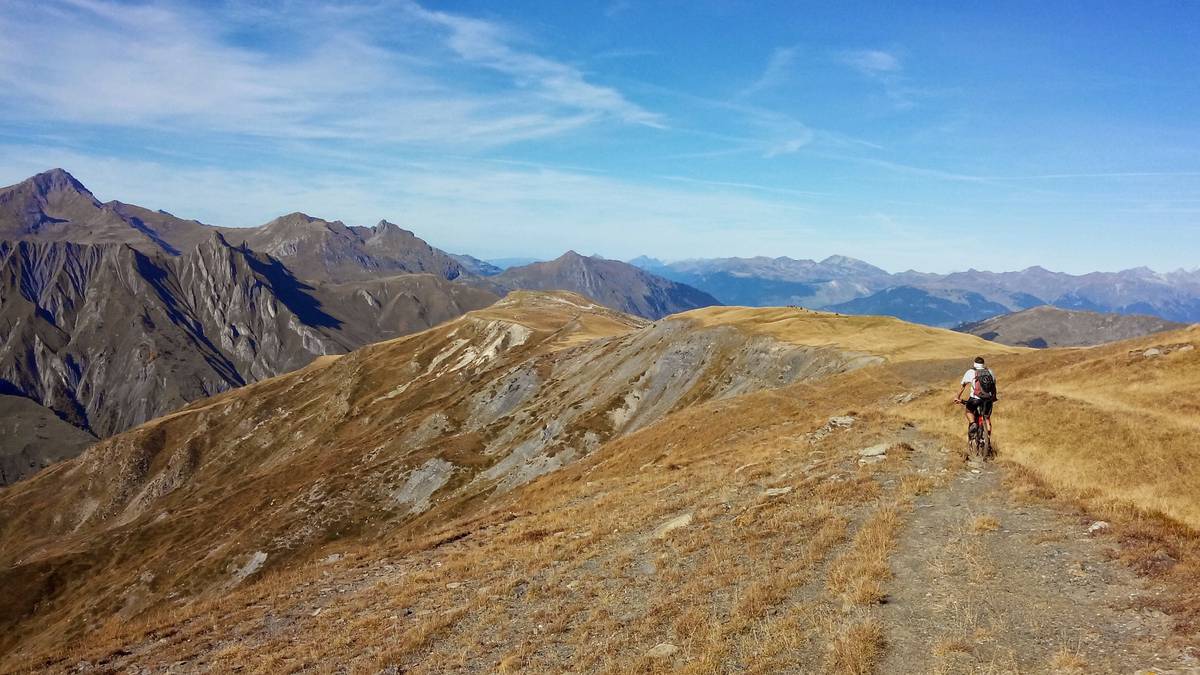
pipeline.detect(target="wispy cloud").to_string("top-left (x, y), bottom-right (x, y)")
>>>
top-left (658, 175), bottom-right (830, 200)
top-left (740, 46), bottom-right (800, 98)
top-left (400, 1), bottom-right (662, 128)
top-left (634, 82), bottom-right (820, 158)
top-left (841, 49), bottom-right (902, 76)
top-left (0, 0), bottom-right (659, 146)
top-left (838, 48), bottom-right (917, 110)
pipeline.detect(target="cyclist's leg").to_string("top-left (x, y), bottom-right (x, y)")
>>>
top-left (964, 399), bottom-right (978, 430)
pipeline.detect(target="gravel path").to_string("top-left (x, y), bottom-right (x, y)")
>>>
top-left (879, 427), bottom-right (1194, 674)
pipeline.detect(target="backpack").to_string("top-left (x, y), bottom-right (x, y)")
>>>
top-left (974, 369), bottom-right (996, 400)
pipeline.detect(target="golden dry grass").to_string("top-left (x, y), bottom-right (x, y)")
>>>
top-left (3, 300), bottom-right (1198, 670)
top-left (0, 381), bottom-right (870, 672)
top-left (970, 515), bottom-right (1001, 534)
top-left (901, 326), bottom-right (1200, 530)
top-left (827, 504), bottom-right (902, 606)
top-left (931, 636), bottom-right (973, 658)
top-left (824, 617), bottom-right (886, 674)
top-left (897, 326), bottom-right (1200, 635)
top-left (1049, 646), bottom-right (1089, 673)
top-left (681, 305), bottom-right (1026, 363)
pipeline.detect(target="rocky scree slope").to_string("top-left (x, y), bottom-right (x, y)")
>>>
top-left (0, 235), bottom-right (496, 445)
top-left (0, 292), bottom-right (918, 659)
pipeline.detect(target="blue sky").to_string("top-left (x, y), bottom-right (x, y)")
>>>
top-left (1, 0), bottom-right (1198, 273)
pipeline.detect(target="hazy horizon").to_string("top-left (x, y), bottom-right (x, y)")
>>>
top-left (2, 1), bottom-right (1198, 274)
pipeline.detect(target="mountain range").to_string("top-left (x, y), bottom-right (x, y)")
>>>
top-left (0, 169), bottom-right (718, 483)
top-left (632, 255), bottom-right (1200, 327)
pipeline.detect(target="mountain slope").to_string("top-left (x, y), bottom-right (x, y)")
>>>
top-left (221, 214), bottom-right (469, 284)
top-left (0, 237), bottom-right (497, 443)
top-left (0, 169), bottom-right (213, 255)
top-left (450, 253), bottom-right (503, 276)
top-left (2, 170), bottom-right (480, 287)
top-left (0, 394), bottom-right (95, 485)
top-left (635, 255), bottom-right (890, 307)
top-left (0, 292), bottom-right (969, 660)
top-left (2, 298), bottom-right (1196, 671)
top-left (826, 285), bottom-right (1021, 327)
top-left (496, 251), bottom-right (719, 319)
top-left (958, 305), bottom-right (1188, 347)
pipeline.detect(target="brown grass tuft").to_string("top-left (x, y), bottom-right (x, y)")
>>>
top-left (1049, 646), bottom-right (1089, 673)
top-left (969, 515), bottom-right (1000, 534)
top-left (824, 617), bottom-right (885, 674)
top-left (828, 505), bottom-right (903, 606)
top-left (931, 636), bottom-right (973, 657)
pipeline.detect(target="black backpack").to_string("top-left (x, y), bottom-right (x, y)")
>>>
top-left (975, 369), bottom-right (996, 400)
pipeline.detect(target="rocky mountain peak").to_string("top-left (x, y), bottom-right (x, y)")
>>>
top-left (373, 219), bottom-right (408, 232)
top-left (24, 168), bottom-right (94, 199)
top-left (265, 212), bottom-right (329, 228)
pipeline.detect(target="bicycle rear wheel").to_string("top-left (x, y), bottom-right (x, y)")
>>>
top-left (967, 428), bottom-right (981, 462)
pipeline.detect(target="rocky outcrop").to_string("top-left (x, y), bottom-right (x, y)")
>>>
top-left (219, 214), bottom-right (470, 284)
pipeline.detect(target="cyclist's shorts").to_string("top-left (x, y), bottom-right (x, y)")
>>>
top-left (965, 397), bottom-right (993, 417)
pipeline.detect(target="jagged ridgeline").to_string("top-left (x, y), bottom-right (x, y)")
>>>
top-left (0, 236), bottom-right (497, 439)
top-left (0, 170), bottom-right (720, 484)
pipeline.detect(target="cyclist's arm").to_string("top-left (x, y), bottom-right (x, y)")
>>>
top-left (955, 382), bottom-right (969, 402)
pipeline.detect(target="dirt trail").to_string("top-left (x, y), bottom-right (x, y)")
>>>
top-left (880, 427), bottom-right (1192, 674)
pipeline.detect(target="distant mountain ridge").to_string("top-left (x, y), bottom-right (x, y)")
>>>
top-left (631, 255), bottom-right (1200, 326)
top-left (218, 213), bottom-right (470, 284)
top-left (494, 251), bottom-right (720, 320)
top-left (957, 305), bottom-right (1187, 348)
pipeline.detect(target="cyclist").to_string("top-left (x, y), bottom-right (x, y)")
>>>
top-left (955, 356), bottom-right (996, 435)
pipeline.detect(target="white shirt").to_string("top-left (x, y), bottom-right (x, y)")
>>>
top-left (961, 367), bottom-right (994, 400)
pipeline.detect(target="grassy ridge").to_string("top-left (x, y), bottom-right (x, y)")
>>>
top-left (902, 326), bottom-right (1200, 529)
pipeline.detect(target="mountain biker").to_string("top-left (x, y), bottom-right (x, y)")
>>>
top-left (955, 356), bottom-right (996, 435)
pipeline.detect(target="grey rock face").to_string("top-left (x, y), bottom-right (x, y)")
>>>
top-left (0, 236), bottom-right (497, 453)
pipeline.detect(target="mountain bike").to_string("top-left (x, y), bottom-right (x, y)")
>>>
top-left (954, 399), bottom-right (992, 462)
